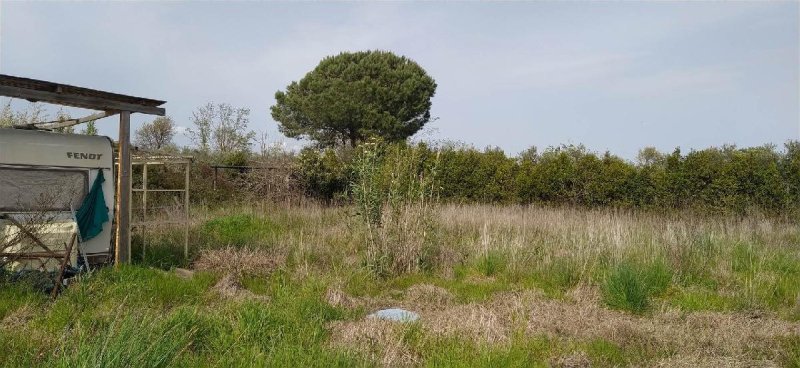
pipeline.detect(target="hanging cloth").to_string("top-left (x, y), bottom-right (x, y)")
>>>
top-left (76, 170), bottom-right (109, 241)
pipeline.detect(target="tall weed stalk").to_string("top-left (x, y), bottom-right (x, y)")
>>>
top-left (351, 141), bottom-right (440, 276)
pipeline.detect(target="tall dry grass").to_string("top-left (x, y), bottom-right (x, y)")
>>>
top-left (136, 200), bottom-right (799, 316)
top-left (437, 204), bottom-right (797, 268)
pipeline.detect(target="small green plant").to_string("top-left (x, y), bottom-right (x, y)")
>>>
top-left (477, 251), bottom-right (506, 277)
top-left (602, 260), bottom-right (672, 314)
top-left (585, 339), bottom-right (627, 367)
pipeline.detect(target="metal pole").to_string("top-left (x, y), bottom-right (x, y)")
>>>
top-left (184, 161), bottom-right (190, 259)
top-left (115, 111), bottom-right (131, 265)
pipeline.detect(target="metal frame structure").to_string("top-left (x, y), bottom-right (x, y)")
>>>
top-left (130, 155), bottom-right (192, 259)
top-left (0, 74), bottom-right (166, 266)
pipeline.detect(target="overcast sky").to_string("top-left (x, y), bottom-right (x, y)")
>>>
top-left (1, 1), bottom-right (798, 159)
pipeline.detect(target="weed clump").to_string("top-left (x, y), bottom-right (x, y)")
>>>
top-left (602, 260), bottom-right (672, 314)
top-left (47, 312), bottom-right (196, 368)
top-left (477, 251), bottom-right (506, 277)
top-left (350, 141), bottom-right (441, 277)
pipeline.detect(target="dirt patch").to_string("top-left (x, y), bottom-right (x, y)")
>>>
top-left (424, 303), bottom-right (512, 344)
top-left (0, 305), bottom-right (35, 329)
top-left (325, 285), bottom-right (363, 310)
top-left (517, 289), bottom-right (797, 362)
top-left (211, 273), bottom-right (269, 302)
top-left (404, 284), bottom-right (455, 307)
top-left (651, 355), bottom-right (780, 368)
top-left (324, 283), bottom-right (454, 313)
top-left (328, 287), bottom-right (800, 365)
top-left (328, 319), bottom-right (419, 367)
top-left (194, 247), bottom-right (285, 275)
top-left (551, 351), bottom-right (591, 368)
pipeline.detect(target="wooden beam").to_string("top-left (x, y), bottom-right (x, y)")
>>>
top-left (51, 233), bottom-right (77, 298)
top-left (115, 111), bottom-right (132, 265)
top-left (184, 161), bottom-right (190, 259)
top-left (26, 110), bottom-right (119, 130)
top-left (0, 214), bottom-right (59, 257)
top-left (0, 85), bottom-right (165, 115)
top-left (142, 163), bottom-right (147, 260)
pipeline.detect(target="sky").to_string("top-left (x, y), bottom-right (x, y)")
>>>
top-left (0, 1), bottom-right (798, 160)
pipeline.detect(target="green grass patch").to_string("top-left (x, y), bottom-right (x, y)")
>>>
top-left (781, 336), bottom-right (800, 368)
top-left (666, 286), bottom-right (735, 312)
top-left (0, 281), bottom-right (47, 320)
top-left (200, 214), bottom-right (282, 247)
top-left (416, 334), bottom-right (554, 367)
top-left (0, 329), bottom-right (39, 367)
top-left (39, 266), bottom-right (216, 332)
top-left (584, 338), bottom-right (627, 367)
top-left (132, 232), bottom-right (190, 269)
top-left (46, 312), bottom-right (196, 368)
top-left (343, 269), bottom-right (517, 303)
top-left (514, 259), bottom-right (582, 298)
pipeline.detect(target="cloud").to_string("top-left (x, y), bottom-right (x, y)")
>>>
top-left (1, 1), bottom-right (796, 158)
top-left (609, 66), bottom-right (738, 97)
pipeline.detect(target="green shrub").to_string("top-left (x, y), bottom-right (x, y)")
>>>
top-left (296, 147), bottom-right (351, 202)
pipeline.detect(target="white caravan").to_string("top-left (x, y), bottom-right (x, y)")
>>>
top-left (0, 128), bottom-right (115, 269)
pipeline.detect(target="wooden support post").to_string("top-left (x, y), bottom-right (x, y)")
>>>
top-left (142, 163), bottom-right (148, 260)
top-left (184, 162), bottom-right (190, 259)
top-left (115, 111), bottom-right (131, 265)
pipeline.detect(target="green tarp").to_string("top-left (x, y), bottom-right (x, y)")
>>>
top-left (76, 170), bottom-right (109, 241)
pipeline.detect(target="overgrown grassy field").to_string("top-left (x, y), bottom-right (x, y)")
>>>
top-left (1, 203), bottom-right (799, 367)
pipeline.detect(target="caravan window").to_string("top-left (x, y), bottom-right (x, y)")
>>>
top-left (0, 167), bottom-right (88, 212)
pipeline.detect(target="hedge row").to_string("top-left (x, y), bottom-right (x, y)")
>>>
top-left (296, 141), bottom-right (800, 215)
